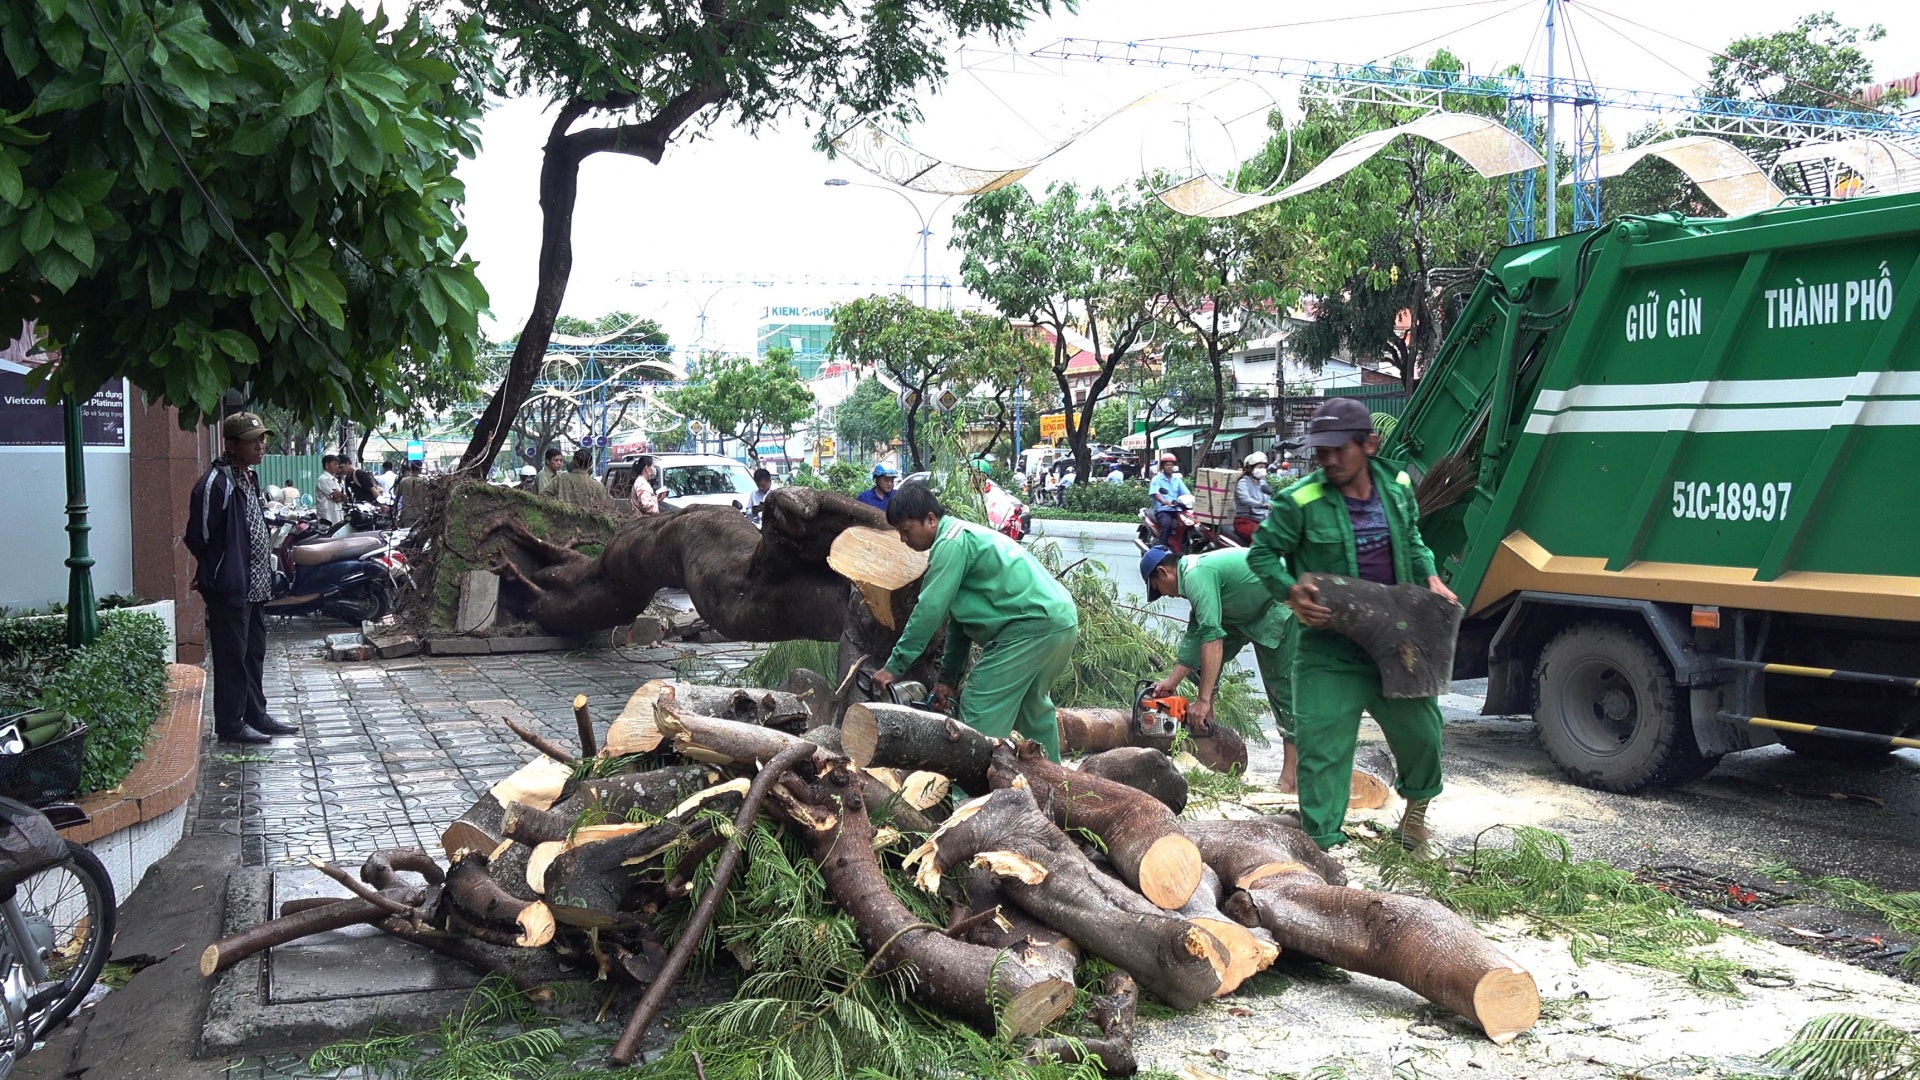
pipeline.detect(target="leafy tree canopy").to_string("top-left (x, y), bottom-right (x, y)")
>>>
top-left (0, 0), bottom-right (488, 427)
top-left (662, 346), bottom-right (812, 458)
top-left (1705, 12), bottom-right (1887, 110)
top-left (833, 374), bottom-right (901, 455)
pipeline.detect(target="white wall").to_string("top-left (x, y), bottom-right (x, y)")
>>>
top-left (0, 446), bottom-right (133, 609)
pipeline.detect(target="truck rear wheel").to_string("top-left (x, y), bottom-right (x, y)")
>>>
top-left (1533, 622), bottom-right (1717, 793)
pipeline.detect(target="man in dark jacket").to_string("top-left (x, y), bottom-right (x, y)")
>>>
top-left (185, 413), bottom-right (300, 744)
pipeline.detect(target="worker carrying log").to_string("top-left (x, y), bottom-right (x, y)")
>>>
top-left (1247, 397), bottom-right (1459, 854)
top-left (870, 483), bottom-right (1079, 762)
top-left (1140, 546), bottom-right (1300, 790)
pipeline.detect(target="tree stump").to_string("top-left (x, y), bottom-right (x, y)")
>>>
top-left (1300, 573), bottom-right (1461, 699)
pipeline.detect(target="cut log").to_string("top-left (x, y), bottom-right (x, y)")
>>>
top-left (904, 786), bottom-right (1226, 1010)
top-left (443, 792), bottom-right (510, 860)
top-left (772, 757), bottom-right (1077, 1038)
top-left (359, 847), bottom-right (446, 889)
top-left (1026, 969), bottom-right (1139, 1075)
top-left (1299, 573), bottom-right (1462, 699)
top-left (1077, 747), bottom-right (1188, 815)
top-left (653, 693), bottom-right (823, 767)
top-left (572, 694), bottom-right (598, 756)
top-left (202, 885), bottom-right (426, 976)
top-left (669, 684), bottom-right (815, 731)
top-left (441, 852), bottom-right (556, 947)
top-left (1349, 744), bottom-right (1398, 810)
top-left (841, 701), bottom-right (999, 793)
top-left (1174, 865), bottom-right (1278, 995)
top-left (539, 781), bottom-right (748, 928)
top-left (1183, 818), bottom-right (1539, 1043)
top-left (491, 756), bottom-right (574, 811)
top-left (370, 916), bottom-right (575, 996)
top-left (780, 667), bottom-right (835, 727)
top-left (953, 873), bottom-right (1080, 1036)
top-left (988, 739), bottom-right (1203, 911)
top-left (828, 526), bottom-right (929, 630)
top-left (605, 679), bottom-right (675, 756)
top-left (1056, 706), bottom-right (1249, 776)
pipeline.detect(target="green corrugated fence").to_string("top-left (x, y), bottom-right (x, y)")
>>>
top-left (258, 454), bottom-right (323, 498)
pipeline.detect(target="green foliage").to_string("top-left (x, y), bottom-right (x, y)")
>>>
top-left (1765, 866), bottom-right (1920, 972)
top-left (663, 350), bottom-right (814, 458)
top-left (307, 974), bottom-right (578, 1078)
top-left (1029, 507), bottom-right (1135, 524)
top-left (1763, 1013), bottom-right (1920, 1080)
top-left (829, 295), bottom-right (986, 471)
top-left (737, 638), bottom-right (839, 690)
top-left (952, 183), bottom-right (1160, 479)
top-left (1089, 400), bottom-right (1131, 445)
top-left (1706, 13), bottom-right (1888, 111)
top-left (1061, 481), bottom-right (1148, 517)
top-left (833, 375), bottom-right (903, 457)
top-left (1364, 826), bottom-right (1759, 993)
top-left (0, 0), bottom-right (489, 428)
top-left (0, 611), bottom-right (169, 794)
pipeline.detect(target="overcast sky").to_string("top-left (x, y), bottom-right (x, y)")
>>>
top-left (455, 0), bottom-right (1920, 358)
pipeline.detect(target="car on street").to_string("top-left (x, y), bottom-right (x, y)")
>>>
top-left (605, 453), bottom-right (759, 514)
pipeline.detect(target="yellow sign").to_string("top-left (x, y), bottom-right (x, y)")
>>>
top-left (819, 435), bottom-right (836, 456)
top-left (1039, 414), bottom-right (1066, 440)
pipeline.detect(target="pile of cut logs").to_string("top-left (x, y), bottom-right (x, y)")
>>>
top-left (201, 677), bottom-right (1540, 1072)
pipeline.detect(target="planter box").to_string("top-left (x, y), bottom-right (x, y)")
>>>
top-left (66, 664), bottom-right (203, 904)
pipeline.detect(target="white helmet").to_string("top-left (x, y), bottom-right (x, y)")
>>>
top-left (519, 465), bottom-right (537, 477)
top-left (1243, 451), bottom-right (1268, 467)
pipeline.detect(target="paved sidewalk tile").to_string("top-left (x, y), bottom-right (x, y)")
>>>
top-left (204, 623), bottom-right (753, 870)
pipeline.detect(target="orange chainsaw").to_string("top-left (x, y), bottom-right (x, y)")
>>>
top-left (1133, 679), bottom-right (1214, 739)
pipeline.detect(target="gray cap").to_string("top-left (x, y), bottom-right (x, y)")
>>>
top-left (1303, 397), bottom-right (1374, 448)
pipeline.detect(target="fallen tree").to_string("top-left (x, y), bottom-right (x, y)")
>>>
top-left (201, 680), bottom-right (1540, 1069)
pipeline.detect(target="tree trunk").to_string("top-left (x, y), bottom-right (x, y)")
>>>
top-left (840, 701), bottom-right (999, 794)
top-left (987, 739), bottom-right (1202, 911)
top-left (1175, 864), bottom-right (1278, 995)
top-left (1348, 744), bottom-right (1398, 811)
top-left (828, 527), bottom-right (929, 632)
top-left (1299, 573), bottom-right (1461, 699)
top-left (441, 852), bottom-right (556, 948)
top-left (774, 758), bottom-right (1076, 1037)
top-left (1076, 747), bottom-right (1188, 815)
top-left (1055, 706), bottom-right (1250, 776)
top-left (537, 782), bottom-right (747, 929)
top-left (459, 102), bottom-right (590, 475)
top-left (1183, 818), bottom-right (1541, 1044)
top-left (905, 786), bottom-right (1226, 1009)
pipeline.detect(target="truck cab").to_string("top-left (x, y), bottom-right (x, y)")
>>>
top-left (1399, 192), bottom-right (1920, 792)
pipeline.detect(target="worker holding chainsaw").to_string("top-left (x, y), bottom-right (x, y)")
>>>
top-left (870, 483), bottom-right (1079, 762)
top-left (1140, 546), bottom-right (1301, 792)
top-left (1247, 397), bottom-right (1458, 855)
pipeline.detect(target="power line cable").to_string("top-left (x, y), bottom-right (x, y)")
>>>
top-left (1567, 0), bottom-right (1883, 112)
top-left (1132, 0), bottom-right (1516, 45)
top-left (1563, 2), bottom-right (1701, 93)
top-left (1368, 0), bottom-right (1539, 70)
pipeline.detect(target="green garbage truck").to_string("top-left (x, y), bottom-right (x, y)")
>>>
top-left (1394, 190), bottom-right (1920, 792)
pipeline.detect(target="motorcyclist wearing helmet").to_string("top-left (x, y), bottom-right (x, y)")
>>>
top-left (970, 459), bottom-right (1029, 541)
top-left (858, 462), bottom-right (899, 511)
top-left (1233, 451), bottom-right (1273, 543)
top-left (1148, 452), bottom-right (1190, 548)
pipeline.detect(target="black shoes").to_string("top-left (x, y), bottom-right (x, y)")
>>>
top-left (248, 716), bottom-right (301, 736)
top-left (217, 729), bottom-right (273, 745)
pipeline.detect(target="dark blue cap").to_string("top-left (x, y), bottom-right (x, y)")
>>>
top-left (1140, 546), bottom-right (1176, 600)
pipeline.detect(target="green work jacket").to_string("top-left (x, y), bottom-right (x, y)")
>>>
top-left (1174, 549), bottom-right (1292, 670)
top-left (884, 516), bottom-right (1077, 682)
top-left (1246, 456), bottom-right (1439, 607)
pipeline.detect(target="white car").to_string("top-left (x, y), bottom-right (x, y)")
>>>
top-left (606, 454), bottom-right (759, 514)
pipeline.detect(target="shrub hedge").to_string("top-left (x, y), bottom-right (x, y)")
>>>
top-left (0, 611), bottom-right (170, 795)
top-left (1061, 481), bottom-right (1151, 516)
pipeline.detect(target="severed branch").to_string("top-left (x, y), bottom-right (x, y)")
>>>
top-left (505, 717), bottom-right (578, 765)
top-left (610, 740), bottom-right (816, 1066)
top-left (573, 694), bottom-right (599, 756)
top-left (307, 857), bottom-right (424, 922)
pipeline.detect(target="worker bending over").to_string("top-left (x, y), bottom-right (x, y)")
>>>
top-left (1247, 398), bottom-right (1458, 853)
top-left (1141, 546), bottom-right (1300, 791)
top-left (871, 484), bottom-right (1078, 761)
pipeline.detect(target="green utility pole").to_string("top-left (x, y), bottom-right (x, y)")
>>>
top-left (62, 394), bottom-right (99, 647)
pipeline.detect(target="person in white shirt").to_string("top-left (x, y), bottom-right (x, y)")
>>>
top-left (314, 454), bottom-right (347, 526)
top-left (747, 468), bottom-right (773, 521)
top-left (374, 462), bottom-right (398, 499)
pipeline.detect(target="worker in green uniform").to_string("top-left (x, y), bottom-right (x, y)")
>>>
top-left (1248, 398), bottom-right (1459, 853)
top-left (1141, 546), bottom-right (1301, 791)
top-left (870, 483), bottom-right (1079, 761)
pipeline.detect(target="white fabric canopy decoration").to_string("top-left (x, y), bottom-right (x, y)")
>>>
top-left (1156, 112), bottom-right (1545, 219)
top-left (1772, 138), bottom-right (1920, 196)
top-left (829, 90), bottom-right (1173, 196)
top-left (1583, 136), bottom-right (1785, 217)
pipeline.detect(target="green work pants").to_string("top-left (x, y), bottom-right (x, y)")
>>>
top-left (1293, 633), bottom-right (1445, 849)
top-left (1209, 625), bottom-right (1297, 740)
top-left (957, 623), bottom-right (1078, 763)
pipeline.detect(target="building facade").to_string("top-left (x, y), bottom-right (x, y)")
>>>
top-left (755, 304), bottom-right (837, 380)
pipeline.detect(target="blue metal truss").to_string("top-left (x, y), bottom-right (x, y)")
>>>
top-left (1506, 98), bottom-right (1537, 244)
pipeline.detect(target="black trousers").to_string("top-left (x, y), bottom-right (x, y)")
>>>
top-left (206, 599), bottom-right (269, 736)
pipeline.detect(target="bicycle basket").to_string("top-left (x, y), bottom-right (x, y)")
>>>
top-left (0, 795), bottom-right (68, 891)
top-left (0, 717), bottom-right (88, 807)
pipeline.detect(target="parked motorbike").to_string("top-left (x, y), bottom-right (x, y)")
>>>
top-left (0, 796), bottom-right (114, 1076)
top-left (263, 507), bottom-right (408, 626)
top-left (1135, 495), bottom-right (1239, 555)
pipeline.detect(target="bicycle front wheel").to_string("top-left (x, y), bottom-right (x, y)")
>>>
top-left (15, 841), bottom-right (116, 1039)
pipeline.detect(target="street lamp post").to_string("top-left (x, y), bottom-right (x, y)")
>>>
top-left (823, 179), bottom-right (953, 308)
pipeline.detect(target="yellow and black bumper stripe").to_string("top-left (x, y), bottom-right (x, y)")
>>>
top-left (1715, 658), bottom-right (1920, 691)
top-left (1720, 712), bottom-right (1920, 751)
